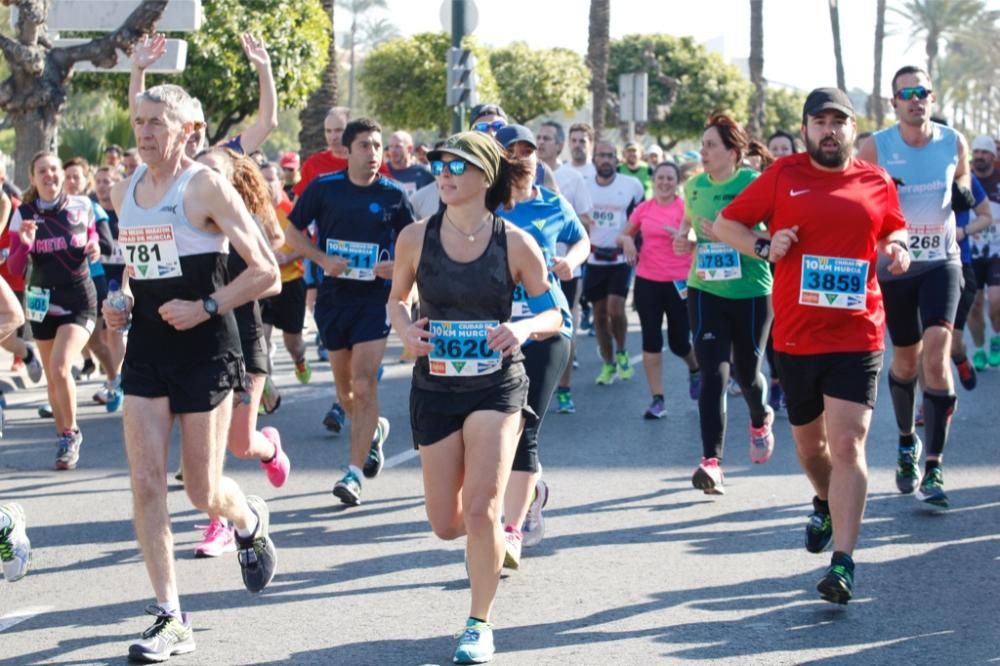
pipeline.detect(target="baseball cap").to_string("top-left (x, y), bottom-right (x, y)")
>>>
top-left (279, 151), bottom-right (300, 169)
top-left (802, 87), bottom-right (855, 120)
top-left (470, 103), bottom-right (507, 122)
top-left (624, 140), bottom-right (640, 150)
top-left (495, 124), bottom-right (537, 150)
top-left (971, 134), bottom-right (997, 155)
top-left (427, 131), bottom-right (503, 185)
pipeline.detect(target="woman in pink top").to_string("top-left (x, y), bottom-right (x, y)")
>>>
top-left (619, 161), bottom-right (700, 419)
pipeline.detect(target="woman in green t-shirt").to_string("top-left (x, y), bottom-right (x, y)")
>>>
top-left (673, 113), bottom-right (776, 495)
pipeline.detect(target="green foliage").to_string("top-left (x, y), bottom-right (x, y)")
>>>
top-left (358, 33), bottom-right (498, 133)
top-left (608, 34), bottom-right (751, 143)
top-left (488, 43), bottom-right (589, 123)
top-left (56, 91), bottom-right (133, 163)
top-left (762, 88), bottom-right (808, 137)
top-left (71, 0), bottom-right (330, 144)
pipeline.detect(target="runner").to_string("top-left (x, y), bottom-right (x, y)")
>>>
top-left (279, 151), bottom-right (300, 201)
top-left (966, 134), bottom-right (1000, 370)
top-left (567, 123), bottom-right (598, 333)
top-left (619, 160), bottom-right (700, 418)
top-left (190, 147), bottom-right (291, 558)
top-left (716, 86), bottom-right (909, 605)
top-left (619, 140), bottom-right (653, 199)
top-left (672, 113), bottom-right (775, 494)
top-left (858, 66), bottom-right (966, 507)
top-left (767, 130), bottom-right (800, 158)
top-left (93, 165), bottom-right (127, 391)
top-left (387, 130), bottom-right (434, 197)
top-left (104, 83), bottom-right (281, 662)
top-left (388, 131), bottom-right (562, 665)
top-left (585, 140), bottom-right (644, 386)
top-left (8, 152), bottom-right (101, 470)
top-left (495, 124), bottom-right (586, 563)
top-left (285, 118), bottom-right (414, 506)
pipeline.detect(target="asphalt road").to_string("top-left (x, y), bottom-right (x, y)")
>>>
top-left (1, 318), bottom-right (998, 665)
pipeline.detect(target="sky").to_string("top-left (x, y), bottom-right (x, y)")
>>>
top-left (379, 0), bottom-right (1000, 94)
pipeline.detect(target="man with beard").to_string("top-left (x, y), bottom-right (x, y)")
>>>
top-left (965, 135), bottom-right (1000, 371)
top-left (858, 66), bottom-right (968, 510)
top-left (716, 87), bottom-right (910, 604)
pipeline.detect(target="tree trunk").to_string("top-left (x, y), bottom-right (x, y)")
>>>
top-left (828, 0), bottom-right (846, 92)
top-left (298, 0), bottom-right (338, 158)
top-left (12, 107), bottom-right (58, 188)
top-left (925, 30), bottom-right (939, 81)
top-left (870, 0), bottom-right (886, 126)
top-left (586, 0), bottom-right (610, 134)
top-left (348, 14), bottom-right (357, 111)
top-left (747, 0), bottom-right (766, 137)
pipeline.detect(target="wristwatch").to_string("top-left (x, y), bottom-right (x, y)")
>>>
top-left (753, 238), bottom-right (771, 260)
top-left (202, 297), bottom-right (219, 317)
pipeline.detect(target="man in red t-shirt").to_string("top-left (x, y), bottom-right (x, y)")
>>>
top-left (294, 108), bottom-right (390, 198)
top-left (716, 88), bottom-right (910, 606)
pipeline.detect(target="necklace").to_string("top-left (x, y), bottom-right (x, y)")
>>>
top-left (445, 211), bottom-right (489, 242)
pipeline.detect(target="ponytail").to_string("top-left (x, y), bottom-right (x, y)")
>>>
top-left (485, 152), bottom-right (533, 212)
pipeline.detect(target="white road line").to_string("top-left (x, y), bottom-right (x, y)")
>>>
top-left (0, 605), bottom-right (55, 633)
top-left (384, 448), bottom-right (419, 469)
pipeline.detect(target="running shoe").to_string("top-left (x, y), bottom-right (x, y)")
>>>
top-left (105, 384), bottom-right (123, 413)
top-left (579, 309), bottom-right (592, 331)
top-left (378, 364), bottom-right (385, 382)
top-left (24, 345), bottom-right (43, 383)
top-left (0, 405), bottom-right (5, 440)
top-left (37, 403), bottom-right (53, 418)
top-left (688, 370), bottom-right (701, 401)
top-left (502, 525), bottom-right (522, 570)
top-left (990, 335), bottom-right (1000, 367)
top-left (363, 417), bottom-right (390, 479)
top-left (453, 619), bottom-right (495, 665)
top-left (914, 404), bottom-right (925, 427)
top-left (767, 381), bottom-right (784, 412)
top-left (294, 357), bottom-right (312, 384)
top-left (749, 406), bottom-right (775, 464)
top-left (615, 351), bottom-right (634, 380)
top-left (128, 605), bottom-right (195, 663)
top-left (916, 466), bottom-right (949, 508)
top-left (10, 357), bottom-right (23, 373)
top-left (260, 376), bottom-right (281, 414)
top-left (555, 389), bottom-right (576, 414)
top-left (323, 402), bottom-right (346, 433)
top-left (973, 348), bottom-right (988, 371)
top-left (55, 429), bottom-right (83, 470)
top-left (595, 363), bottom-right (616, 386)
top-left (333, 468), bottom-right (362, 506)
top-left (260, 427), bottom-right (290, 487)
top-left (521, 478), bottom-right (549, 548)
top-left (93, 385), bottom-right (112, 405)
top-left (0, 391), bottom-right (5, 409)
top-left (0, 503), bottom-right (31, 582)
top-left (817, 558), bottom-right (854, 605)
top-left (72, 358), bottom-right (96, 381)
top-left (955, 357), bottom-right (977, 391)
top-left (692, 457), bottom-right (725, 495)
top-left (235, 495), bottom-right (277, 593)
top-left (174, 465), bottom-right (183, 483)
top-left (805, 497), bottom-right (833, 554)
top-left (895, 435), bottom-right (922, 495)
top-left (643, 396), bottom-right (666, 419)
top-left (727, 378), bottom-right (742, 396)
top-left (193, 517), bottom-right (236, 558)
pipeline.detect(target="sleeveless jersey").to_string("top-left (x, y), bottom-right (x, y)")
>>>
top-left (11, 195), bottom-right (95, 288)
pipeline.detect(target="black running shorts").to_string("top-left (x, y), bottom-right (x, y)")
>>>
top-left (775, 351), bottom-right (883, 426)
top-left (261, 277), bottom-right (307, 334)
top-left (880, 262), bottom-right (961, 347)
top-left (123, 352), bottom-right (244, 414)
top-left (583, 263), bottom-right (632, 302)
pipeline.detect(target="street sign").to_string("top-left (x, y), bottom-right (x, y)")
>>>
top-left (440, 0), bottom-right (478, 35)
top-left (32, 0), bottom-right (203, 32)
top-left (618, 72), bottom-right (649, 123)
top-left (55, 38), bottom-right (188, 73)
top-left (446, 47), bottom-right (477, 107)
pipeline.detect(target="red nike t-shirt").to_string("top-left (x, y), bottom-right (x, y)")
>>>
top-left (293, 151), bottom-right (391, 198)
top-left (722, 153), bottom-right (906, 356)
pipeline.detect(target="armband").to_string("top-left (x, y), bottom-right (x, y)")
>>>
top-left (887, 239), bottom-right (908, 253)
top-left (526, 289), bottom-right (559, 313)
top-left (951, 181), bottom-right (976, 213)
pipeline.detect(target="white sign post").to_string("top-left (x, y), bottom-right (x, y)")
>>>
top-left (618, 72), bottom-right (649, 141)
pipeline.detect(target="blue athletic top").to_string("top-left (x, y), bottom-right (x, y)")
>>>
top-left (290, 170), bottom-right (415, 305)
top-left (955, 174), bottom-right (986, 265)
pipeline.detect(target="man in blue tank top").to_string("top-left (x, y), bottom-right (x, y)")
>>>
top-left (286, 118), bottom-right (416, 507)
top-left (859, 65), bottom-right (968, 509)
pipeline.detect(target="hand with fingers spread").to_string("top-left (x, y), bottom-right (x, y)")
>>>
top-left (17, 219), bottom-right (37, 247)
top-left (240, 33), bottom-right (271, 70)
top-left (487, 322), bottom-right (527, 358)
top-left (132, 33), bottom-right (167, 70)
top-left (404, 316), bottom-right (434, 357)
top-left (673, 226), bottom-right (694, 255)
top-left (769, 225), bottom-right (799, 262)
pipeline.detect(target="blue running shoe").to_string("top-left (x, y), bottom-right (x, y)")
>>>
top-left (453, 619), bottom-right (494, 664)
top-left (323, 402), bottom-right (346, 433)
top-left (332, 468), bottom-right (362, 506)
top-left (377, 364), bottom-right (384, 383)
top-left (555, 389), bottom-right (575, 414)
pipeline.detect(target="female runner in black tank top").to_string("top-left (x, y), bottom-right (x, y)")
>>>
top-left (388, 132), bottom-right (563, 665)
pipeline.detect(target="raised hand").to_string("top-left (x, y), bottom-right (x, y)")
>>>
top-left (240, 33), bottom-right (271, 70)
top-left (132, 33), bottom-right (167, 70)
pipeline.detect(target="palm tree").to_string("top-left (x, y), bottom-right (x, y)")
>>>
top-left (359, 17), bottom-right (400, 50)
top-left (829, 0), bottom-right (846, 91)
top-left (869, 0), bottom-right (887, 126)
top-left (337, 0), bottom-right (389, 111)
top-left (747, 0), bottom-right (766, 137)
top-left (298, 0), bottom-right (338, 157)
top-left (587, 0), bottom-right (610, 134)
top-left (891, 0), bottom-right (986, 80)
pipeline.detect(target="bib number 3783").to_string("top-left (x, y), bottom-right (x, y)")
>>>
top-left (799, 254), bottom-right (868, 310)
top-left (428, 320), bottom-right (501, 377)
top-left (696, 242), bottom-right (742, 281)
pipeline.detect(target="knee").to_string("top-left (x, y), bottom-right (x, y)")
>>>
top-left (430, 520), bottom-right (465, 541)
top-left (463, 496), bottom-right (499, 535)
top-left (184, 482), bottom-right (217, 513)
top-left (891, 350), bottom-right (918, 378)
top-left (828, 437), bottom-right (865, 467)
top-left (131, 470), bottom-right (167, 506)
top-left (351, 376), bottom-right (377, 403)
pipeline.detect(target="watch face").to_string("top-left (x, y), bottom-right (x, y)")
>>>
top-left (204, 297), bottom-right (218, 315)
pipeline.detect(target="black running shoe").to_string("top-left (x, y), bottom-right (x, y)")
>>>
top-left (128, 605), bottom-right (195, 663)
top-left (817, 561), bottom-right (854, 605)
top-left (235, 495), bottom-right (276, 593)
top-left (895, 435), bottom-right (922, 494)
top-left (805, 497), bottom-right (833, 554)
top-left (323, 402), bottom-right (346, 433)
top-left (363, 417), bottom-right (389, 479)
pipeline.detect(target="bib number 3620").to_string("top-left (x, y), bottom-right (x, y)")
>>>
top-left (428, 320), bottom-right (501, 377)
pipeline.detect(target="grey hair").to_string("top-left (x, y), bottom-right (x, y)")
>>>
top-left (541, 120), bottom-right (565, 145)
top-left (135, 84), bottom-right (202, 124)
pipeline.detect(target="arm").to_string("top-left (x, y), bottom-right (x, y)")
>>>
top-left (283, 223), bottom-right (348, 277)
top-left (954, 134), bottom-right (971, 190)
top-left (388, 223), bottom-right (433, 357)
top-left (715, 216), bottom-right (797, 263)
top-left (7, 209), bottom-right (32, 277)
top-left (618, 219), bottom-right (640, 265)
top-left (857, 136), bottom-right (878, 165)
top-left (876, 228), bottom-right (910, 275)
top-left (965, 198), bottom-right (993, 239)
top-left (129, 33), bottom-right (166, 118)
top-left (497, 227), bottom-right (563, 351)
top-left (0, 277), bottom-right (24, 343)
top-left (234, 33), bottom-right (278, 155)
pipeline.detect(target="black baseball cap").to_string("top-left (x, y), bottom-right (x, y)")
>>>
top-left (470, 103), bottom-right (507, 122)
top-left (495, 124), bottom-right (536, 150)
top-left (802, 87), bottom-right (855, 120)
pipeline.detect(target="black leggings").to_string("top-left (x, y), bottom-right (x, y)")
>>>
top-left (512, 335), bottom-right (572, 473)
top-left (687, 287), bottom-right (772, 460)
top-left (633, 276), bottom-right (692, 357)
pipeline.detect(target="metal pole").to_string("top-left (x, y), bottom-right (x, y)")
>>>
top-left (451, 0), bottom-right (465, 134)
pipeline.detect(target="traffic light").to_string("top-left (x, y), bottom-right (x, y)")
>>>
top-left (447, 47), bottom-right (477, 107)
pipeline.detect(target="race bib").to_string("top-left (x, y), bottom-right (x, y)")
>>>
top-left (326, 239), bottom-right (379, 281)
top-left (428, 320), bottom-right (502, 377)
top-left (908, 224), bottom-right (946, 262)
top-left (592, 205), bottom-right (622, 229)
top-left (799, 255), bottom-right (868, 310)
top-left (105, 240), bottom-right (126, 266)
top-left (120, 225), bottom-right (182, 280)
top-left (674, 279), bottom-right (688, 299)
top-left (511, 284), bottom-right (532, 319)
top-left (26, 287), bottom-right (50, 323)
top-left (696, 242), bottom-right (742, 281)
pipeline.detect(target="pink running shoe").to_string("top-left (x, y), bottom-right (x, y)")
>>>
top-left (260, 427), bottom-right (290, 487)
top-left (194, 517), bottom-right (235, 558)
top-left (692, 457), bottom-right (725, 495)
top-left (750, 406), bottom-right (775, 464)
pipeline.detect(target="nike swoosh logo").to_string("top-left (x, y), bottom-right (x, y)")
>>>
top-left (790, 189), bottom-right (810, 197)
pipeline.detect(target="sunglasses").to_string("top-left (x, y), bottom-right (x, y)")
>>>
top-left (472, 120), bottom-right (507, 133)
top-left (431, 159), bottom-right (468, 176)
top-left (895, 86), bottom-right (932, 101)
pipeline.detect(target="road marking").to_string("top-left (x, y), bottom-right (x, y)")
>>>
top-left (0, 606), bottom-right (55, 633)
top-left (385, 448), bottom-right (419, 469)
